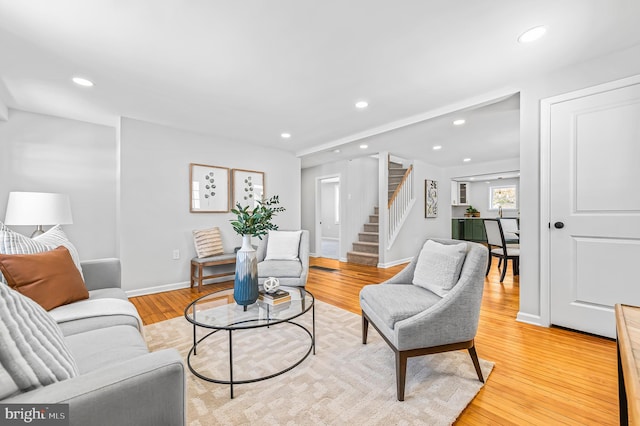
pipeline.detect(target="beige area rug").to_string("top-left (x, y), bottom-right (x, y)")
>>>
top-left (144, 301), bottom-right (493, 426)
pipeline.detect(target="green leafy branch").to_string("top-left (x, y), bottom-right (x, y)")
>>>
top-left (230, 195), bottom-right (286, 238)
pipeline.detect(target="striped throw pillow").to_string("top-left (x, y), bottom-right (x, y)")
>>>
top-left (193, 227), bottom-right (224, 258)
top-left (34, 225), bottom-right (83, 278)
top-left (0, 225), bottom-right (83, 284)
top-left (0, 283), bottom-right (79, 399)
top-left (0, 227), bottom-right (51, 285)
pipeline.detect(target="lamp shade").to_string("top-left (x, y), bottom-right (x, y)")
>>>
top-left (4, 192), bottom-right (73, 226)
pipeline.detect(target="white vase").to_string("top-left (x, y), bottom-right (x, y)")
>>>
top-left (234, 234), bottom-right (258, 307)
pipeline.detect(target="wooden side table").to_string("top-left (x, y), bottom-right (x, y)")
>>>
top-left (190, 254), bottom-right (236, 292)
top-left (616, 304), bottom-right (640, 425)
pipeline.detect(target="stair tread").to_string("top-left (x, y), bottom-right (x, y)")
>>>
top-left (347, 251), bottom-right (379, 258)
top-left (353, 241), bottom-right (379, 246)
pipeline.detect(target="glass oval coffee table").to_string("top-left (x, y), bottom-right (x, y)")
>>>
top-left (184, 286), bottom-right (315, 398)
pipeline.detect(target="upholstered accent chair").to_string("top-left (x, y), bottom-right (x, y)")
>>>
top-left (256, 230), bottom-right (310, 287)
top-left (359, 238), bottom-right (488, 401)
top-left (483, 218), bottom-right (520, 282)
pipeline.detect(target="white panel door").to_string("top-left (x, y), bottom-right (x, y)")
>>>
top-left (549, 80), bottom-right (640, 338)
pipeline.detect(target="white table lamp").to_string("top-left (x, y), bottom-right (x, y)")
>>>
top-left (4, 192), bottom-right (73, 237)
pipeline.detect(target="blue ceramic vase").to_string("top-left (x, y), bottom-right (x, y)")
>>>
top-left (234, 234), bottom-right (258, 307)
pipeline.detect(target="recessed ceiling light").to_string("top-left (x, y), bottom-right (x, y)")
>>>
top-left (72, 76), bottom-right (94, 87)
top-left (360, 144), bottom-right (368, 149)
top-left (355, 101), bottom-right (369, 109)
top-left (333, 149), bottom-right (341, 153)
top-left (432, 145), bottom-right (442, 150)
top-left (453, 119), bottom-right (466, 126)
top-left (518, 26), bottom-right (547, 43)
top-left (470, 177), bottom-right (475, 181)
top-left (463, 158), bottom-right (471, 162)
top-left (280, 133), bottom-right (291, 139)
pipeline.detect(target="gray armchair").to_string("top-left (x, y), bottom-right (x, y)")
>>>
top-left (359, 238), bottom-right (488, 401)
top-left (256, 230), bottom-right (310, 287)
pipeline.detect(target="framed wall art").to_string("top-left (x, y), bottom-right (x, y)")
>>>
top-left (232, 169), bottom-right (265, 209)
top-left (189, 163), bottom-right (230, 213)
top-left (425, 179), bottom-right (438, 218)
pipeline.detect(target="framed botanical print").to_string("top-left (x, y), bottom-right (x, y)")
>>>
top-left (232, 169), bottom-right (264, 209)
top-left (189, 163), bottom-right (230, 213)
top-left (425, 179), bottom-right (438, 218)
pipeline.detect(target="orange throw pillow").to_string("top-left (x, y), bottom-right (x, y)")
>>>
top-left (0, 246), bottom-right (89, 311)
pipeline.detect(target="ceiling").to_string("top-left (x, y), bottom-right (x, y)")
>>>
top-left (1, 1), bottom-right (639, 169)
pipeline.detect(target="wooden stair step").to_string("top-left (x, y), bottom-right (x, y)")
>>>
top-left (346, 251), bottom-right (379, 266)
top-left (363, 223), bottom-right (379, 232)
top-left (369, 214), bottom-right (379, 223)
top-left (352, 241), bottom-right (379, 254)
top-left (358, 232), bottom-right (379, 243)
top-left (389, 168), bottom-right (407, 176)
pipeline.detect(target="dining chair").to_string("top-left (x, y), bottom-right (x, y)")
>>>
top-left (483, 219), bottom-right (519, 283)
top-left (499, 218), bottom-right (520, 244)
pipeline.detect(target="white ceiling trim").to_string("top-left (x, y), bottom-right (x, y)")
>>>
top-left (295, 86), bottom-right (520, 158)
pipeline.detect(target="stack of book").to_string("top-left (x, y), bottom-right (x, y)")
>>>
top-left (258, 289), bottom-right (291, 305)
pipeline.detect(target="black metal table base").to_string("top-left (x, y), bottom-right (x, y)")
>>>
top-left (187, 315), bottom-right (315, 398)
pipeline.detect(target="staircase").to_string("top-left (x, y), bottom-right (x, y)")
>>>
top-left (388, 161), bottom-right (407, 201)
top-left (347, 207), bottom-right (379, 266)
top-left (347, 158), bottom-right (414, 265)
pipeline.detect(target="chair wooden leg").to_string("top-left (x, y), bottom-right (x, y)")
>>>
top-left (499, 258), bottom-right (507, 282)
top-left (362, 314), bottom-right (369, 344)
top-left (514, 258), bottom-right (520, 276)
top-left (468, 344), bottom-right (484, 383)
top-left (396, 351), bottom-right (408, 401)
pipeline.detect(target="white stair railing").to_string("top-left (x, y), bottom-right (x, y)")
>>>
top-left (387, 165), bottom-right (415, 248)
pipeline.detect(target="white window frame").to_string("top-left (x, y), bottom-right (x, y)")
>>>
top-left (488, 184), bottom-right (518, 210)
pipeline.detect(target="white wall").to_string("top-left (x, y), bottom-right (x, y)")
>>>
top-left (517, 43), bottom-right (640, 325)
top-left (454, 177), bottom-right (520, 218)
top-left (380, 158), bottom-right (449, 266)
top-left (119, 117), bottom-right (301, 294)
top-left (301, 156), bottom-right (378, 260)
top-left (447, 158), bottom-right (520, 222)
top-left (0, 109), bottom-right (117, 260)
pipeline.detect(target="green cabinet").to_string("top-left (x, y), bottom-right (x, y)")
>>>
top-left (471, 220), bottom-right (486, 242)
top-left (451, 219), bottom-right (486, 242)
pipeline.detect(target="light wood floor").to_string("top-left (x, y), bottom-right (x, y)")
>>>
top-left (130, 258), bottom-right (618, 425)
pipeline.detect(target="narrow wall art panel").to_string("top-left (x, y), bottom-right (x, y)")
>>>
top-left (232, 169), bottom-right (265, 209)
top-left (425, 179), bottom-right (438, 218)
top-left (190, 163), bottom-right (230, 213)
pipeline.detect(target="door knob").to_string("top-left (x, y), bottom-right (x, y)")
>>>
top-left (554, 222), bottom-right (564, 229)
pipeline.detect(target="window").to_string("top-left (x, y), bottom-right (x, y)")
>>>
top-left (489, 185), bottom-right (517, 210)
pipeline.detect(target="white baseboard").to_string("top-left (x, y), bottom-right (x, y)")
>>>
top-left (377, 257), bottom-right (413, 268)
top-left (516, 312), bottom-right (545, 327)
top-left (125, 275), bottom-right (234, 297)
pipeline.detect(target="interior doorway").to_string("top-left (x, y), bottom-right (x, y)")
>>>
top-left (316, 175), bottom-right (341, 259)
